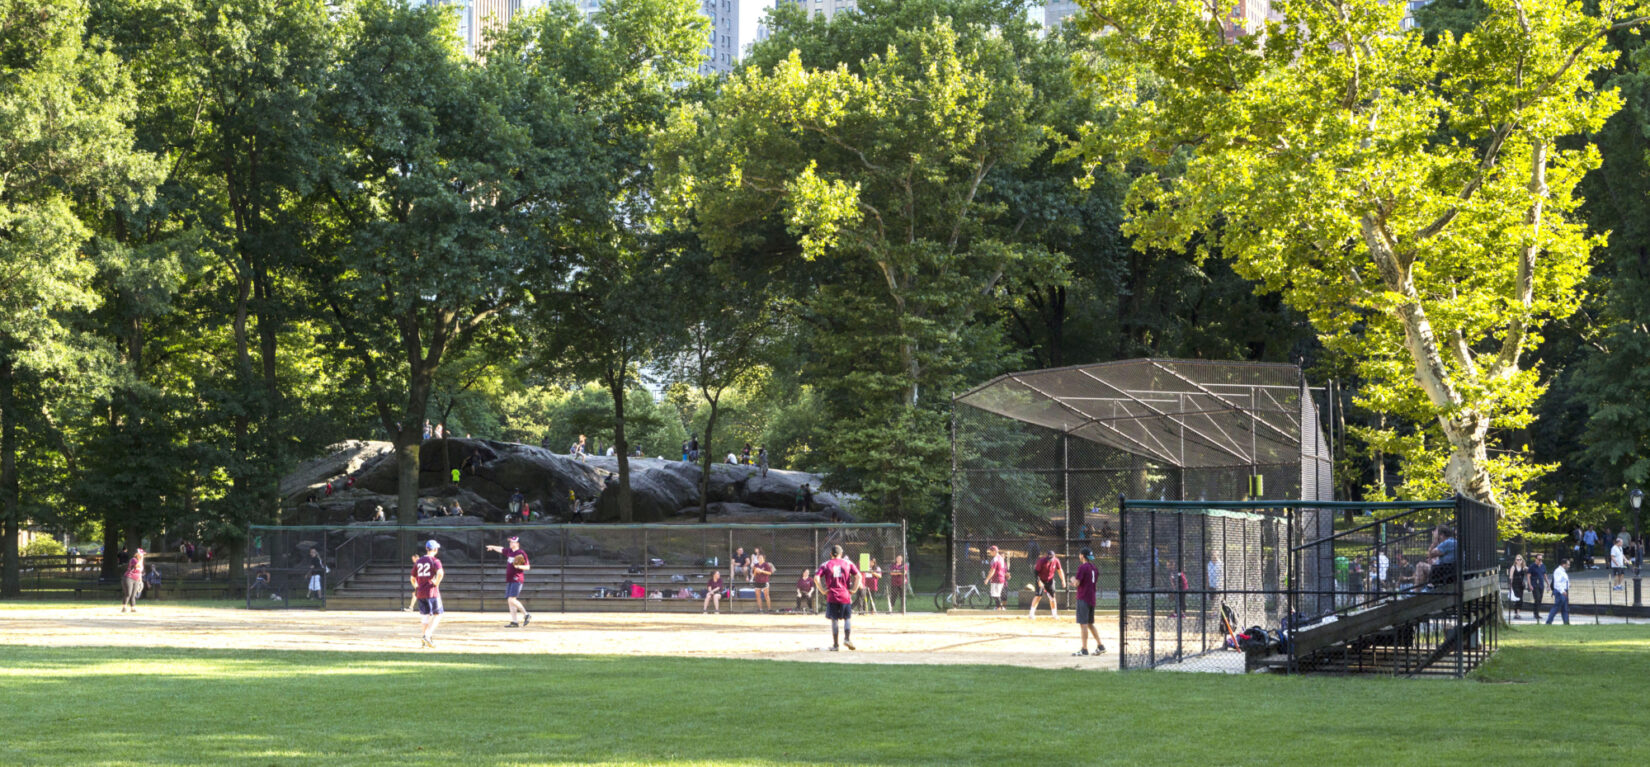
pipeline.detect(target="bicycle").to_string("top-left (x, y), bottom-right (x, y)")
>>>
top-left (934, 583), bottom-right (984, 611)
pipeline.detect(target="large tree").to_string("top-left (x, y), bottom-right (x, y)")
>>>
top-left (1073, 0), bottom-right (1647, 527)
top-left (657, 0), bottom-right (1064, 522)
top-left (507, 0), bottom-right (708, 522)
top-left (311, 0), bottom-right (592, 531)
top-left (0, 0), bottom-right (160, 594)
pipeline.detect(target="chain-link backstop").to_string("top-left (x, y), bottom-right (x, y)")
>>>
top-left (245, 522), bottom-right (906, 613)
top-left (950, 359), bottom-right (1333, 610)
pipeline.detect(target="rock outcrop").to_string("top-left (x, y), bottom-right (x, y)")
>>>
top-left (282, 438), bottom-right (850, 523)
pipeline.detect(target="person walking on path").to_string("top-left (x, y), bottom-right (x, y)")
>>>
top-left (1545, 558), bottom-right (1571, 625)
top-left (121, 549), bottom-right (146, 613)
top-left (984, 546), bottom-right (1009, 610)
top-left (703, 569), bottom-right (725, 613)
top-left (1028, 549), bottom-right (1064, 620)
top-left (412, 540), bottom-right (446, 648)
top-left (815, 545), bottom-right (863, 651)
top-left (1527, 553), bottom-right (1548, 619)
top-left (1611, 537), bottom-right (1627, 591)
top-left (1071, 547), bottom-right (1105, 656)
top-left (306, 547), bottom-right (326, 600)
top-left (485, 537), bottom-right (532, 627)
top-left (1508, 554), bottom-right (1530, 619)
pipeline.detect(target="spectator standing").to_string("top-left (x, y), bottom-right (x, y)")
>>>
top-left (1527, 553), bottom-right (1548, 618)
top-left (1072, 547), bottom-right (1105, 656)
top-left (795, 484), bottom-right (814, 513)
top-left (796, 569), bottom-right (817, 613)
top-left (1207, 552), bottom-right (1223, 596)
top-left (423, 420), bottom-right (432, 440)
top-left (1545, 558), bottom-right (1571, 625)
top-left (121, 549), bottom-right (146, 613)
top-left (307, 547), bottom-right (326, 600)
top-left (888, 555), bottom-right (908, 613)
top-left (984, 545), bottom-right (1009, 610)
top-left (752, 553), bottom-right (775, 613)
top-left (815, 545), bottom-right (863, 651)
top-left (689, 434), bottom-right (699, 461)
top-left (703, 569), bottom-right (725, 614)
top-left (485, 536), bottom-right (532, 627)
top-left (740, 443), bottom-right (752, 465)
top-left (1583, 526), bottom-right (1599, 569)
top-left (509, 489), bottom-right (525, 519)
top-left (757, 448), bottom-right (769, 478)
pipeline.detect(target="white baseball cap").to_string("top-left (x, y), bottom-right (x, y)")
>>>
top-left (426, 539), bottom-right (441, 551)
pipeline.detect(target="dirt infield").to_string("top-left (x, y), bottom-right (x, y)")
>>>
top-left (0, 605), bottom-right (1121, 670)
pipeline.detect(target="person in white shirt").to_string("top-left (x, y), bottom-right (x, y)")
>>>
top-left (1545, 559), bottom-right (1571, 625)
top-left (1375, 551), bottom-right (1390, 591)
top-left (1206, 553), bottom-right (1222, 595)
top-left (1611, 539), bottom-right (1627, 591)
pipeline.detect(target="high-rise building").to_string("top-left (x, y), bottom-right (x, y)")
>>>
top-left (779, 0), bottom-right (856, 22)
top-left (701, 0), bottom-right (775, 74)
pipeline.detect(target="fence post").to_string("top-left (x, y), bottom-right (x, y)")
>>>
top-left (560, 526), bottom-right (567, 614)
top-left (1117, 494), bottom-right (1128, 669)
top-left (643, 527), bottom-right (650, 613)
top-left (902, 519), bottom-right (908, 615)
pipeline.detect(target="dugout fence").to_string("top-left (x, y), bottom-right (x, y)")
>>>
top-left (1118, 497), bottom-right (1499, 677)
top-left (244, 522), bottom-right (906, 612)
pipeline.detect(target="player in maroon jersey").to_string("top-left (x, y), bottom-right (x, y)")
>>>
top-left (485, 536), bottom-right (532, 627)
top-left (814, 545), bottom-right (863, 651)
top-left (411, 540), bottom-right (446, 648)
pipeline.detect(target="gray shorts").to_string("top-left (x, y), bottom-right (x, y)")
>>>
top-left (123, 578), bottom-right (143, 601)
top-left (1076, 601), bottom-right (1095, 625)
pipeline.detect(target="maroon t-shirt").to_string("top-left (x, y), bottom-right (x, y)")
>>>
top-left (753, 561), bottom-right (774, 585)
top-left (987, 555), bottom-right (1007, 584)
top-left (125, 559), bottom-right (143, 582)
top-left (890, 563), bottom-right (907, 587)
top-left (1075, 561), bottom-right (1098, 605)
top-left (707, 573), bottom-right (724, 594)
top-left (1035, 555), bottom-right (1059, 581)
top-left (504, 548), bottom-right (529, 583)
top-left (816, 557), bottom-right (861, 605)
top-left (864, 569), bottom-right (880, 592)
top-left (797, 574), bottom-right (814, 594)
top-left (413, 556), bottom-right (443, 598)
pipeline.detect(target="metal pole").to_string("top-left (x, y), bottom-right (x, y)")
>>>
top-left (560, 527), bottom-right (567, 614)
top-left (643, 528), bottom-right (650, 613)
top-left (1634, 497), bottom-right (1643, 608)
top-left (902, 519), bottom-right (909, 615)
top-left (1117, 493), bottom-right (1128, 669)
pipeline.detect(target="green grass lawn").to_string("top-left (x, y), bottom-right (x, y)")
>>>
top-left (0, 625), bottom-right (1641, 766)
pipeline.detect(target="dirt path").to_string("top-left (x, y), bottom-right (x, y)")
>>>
top-left (0, 606), bottom-right (1121, 671)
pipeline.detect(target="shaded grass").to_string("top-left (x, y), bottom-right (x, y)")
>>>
top-left (0, 625), bottom-right (1644, 766)
top-left (0, 599), bottom-right (245, 611)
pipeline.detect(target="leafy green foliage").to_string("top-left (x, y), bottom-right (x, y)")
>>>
top-left (1072, 0), bottom-right (1646, 534)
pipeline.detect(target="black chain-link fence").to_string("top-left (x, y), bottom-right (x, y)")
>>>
top-left (245, 522), bottom-right (906, 613)
top-left (1117, 498), bottom-right (1499, 677)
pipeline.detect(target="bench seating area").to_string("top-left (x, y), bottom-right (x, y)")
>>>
top-left (324, 562), bottom-right (813, 612)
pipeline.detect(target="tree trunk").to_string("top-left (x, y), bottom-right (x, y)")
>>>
top-left (606, 371), bottom-right (634, 523)
top-left (100, 512), bottom-right (120, 581)
top-left (0, 357), bottom-right (18, 597)
top-left (1360, 215), bottom-right (1498, 506)
top-left (698, 394), bottom-right (721, 523)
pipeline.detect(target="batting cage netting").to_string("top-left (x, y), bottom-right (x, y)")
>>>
top-left (245, 522), bottom-right (906, 613)
top-left (949, 358), bottom-right (1333, 612)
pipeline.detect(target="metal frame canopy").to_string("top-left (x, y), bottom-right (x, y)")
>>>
top-left (954, 358), bottom-right (1319, 472)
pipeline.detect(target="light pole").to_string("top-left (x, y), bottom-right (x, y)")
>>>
top-left (1631, 489), bottom-right (1644, 607)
